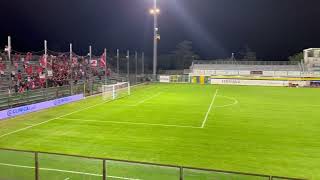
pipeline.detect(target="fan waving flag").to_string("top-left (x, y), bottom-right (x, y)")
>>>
top-left (100, 52), bottom-right (106, 67)
top-left (39, 55), bottom-right (47, 68)
top-left (90, 59), bottom-right (98, 67)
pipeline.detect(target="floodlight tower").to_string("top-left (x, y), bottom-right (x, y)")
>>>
top-left (150, 0), bottom-right (160, 80)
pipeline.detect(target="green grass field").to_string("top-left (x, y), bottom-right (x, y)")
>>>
top-left (0, 83), bottom-right (319, 180)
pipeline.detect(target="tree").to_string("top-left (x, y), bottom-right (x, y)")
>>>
top-left (288, 52), bottom-right (303, 62)
top-left (172, 41), bottom-right (200, 69)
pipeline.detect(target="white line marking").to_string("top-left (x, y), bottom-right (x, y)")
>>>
top-left (59, 118), bottom-right (202, 129)
top-left (0, 99), bottom-right (114, 139)
top-left (64, 178), bottom-right (70, 180)
top-left (215, 95), bottom-right (239, 108)
top-left (201, 89), bottom-right (219, 128)
top-left (0, 84), bottom-right (161, 138)
top-left (130, 92), bottom-right (162, 106)
top-left (0, 162), bottom-right (141, 180)
top-left (0, 84), bottom-right (157, 138)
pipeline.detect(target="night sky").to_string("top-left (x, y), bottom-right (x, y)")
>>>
top-left (1, 0), bottom-right (320, 60)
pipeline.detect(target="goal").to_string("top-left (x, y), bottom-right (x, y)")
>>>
top-left (102, 82), bottom-right (130, 100)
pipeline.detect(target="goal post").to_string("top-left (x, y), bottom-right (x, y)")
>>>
top-left (102, 82), bottom-right (130, 100)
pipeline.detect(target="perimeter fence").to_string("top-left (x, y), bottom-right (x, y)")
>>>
top-left (0, 148), bottom-right (307, 180)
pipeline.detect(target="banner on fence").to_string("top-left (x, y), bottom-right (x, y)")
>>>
top-left (211, 79), bottom-right (289, 87)
top-left (159, 76), bottom-right (170, 83)
top-left (0, 94), bottom-right (84, 120)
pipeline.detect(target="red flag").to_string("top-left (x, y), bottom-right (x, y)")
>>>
top-left (100, 52), bottom-right (106, 67)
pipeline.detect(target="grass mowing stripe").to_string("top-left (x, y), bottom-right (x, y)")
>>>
top-left (0, 162), bottom-right (142, 180)
top-left (58, 118), bottom-right (202, 129)
top-left (201, 89), bottom-right (219, 128)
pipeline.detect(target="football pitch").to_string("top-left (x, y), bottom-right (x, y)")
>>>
top-left (0, 83), bottom-right (319, 180)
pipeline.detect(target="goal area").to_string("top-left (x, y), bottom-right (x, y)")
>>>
top-left (102, 82), bottom-right (130, 100)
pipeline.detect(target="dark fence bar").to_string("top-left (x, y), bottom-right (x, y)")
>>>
top-left (0, 148), bottom-right (307, 180)
top-left (35, 152), bottom-right (39, 180)
top-left (102, 159), bottom-right (106, 180)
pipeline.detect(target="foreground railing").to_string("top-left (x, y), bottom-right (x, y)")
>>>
top-left (0, 148), bottom-right (306, 180)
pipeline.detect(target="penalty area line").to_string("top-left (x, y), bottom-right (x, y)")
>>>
top-left (201, 89), bottom-right (219, 128)
top-left (58, 118), bottom-right (202, 129)
top-left (0, 83), bottom-right (150, 139)
top-left (0, 162), bottom-right (141, 180)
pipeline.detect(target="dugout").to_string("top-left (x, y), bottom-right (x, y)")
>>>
top-left (310, 81), bottom-right (320, 87)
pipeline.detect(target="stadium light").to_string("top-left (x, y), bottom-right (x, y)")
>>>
top-left (150, 0), bottom-right (160, 80)
top-left (149, 8), bottom-right (160, 15)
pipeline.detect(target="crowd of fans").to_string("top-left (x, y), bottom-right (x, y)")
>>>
top-left (0, 52), bottom-right (109, 94)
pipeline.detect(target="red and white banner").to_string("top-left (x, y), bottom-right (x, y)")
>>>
top-left (91, 60), bottom-right (98, 67)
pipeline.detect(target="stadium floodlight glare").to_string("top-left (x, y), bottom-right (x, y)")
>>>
top-left (149, 8), bottom-right (160, 15)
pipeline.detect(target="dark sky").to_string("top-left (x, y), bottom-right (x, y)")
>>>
top-left (1, 0), bottom-right (320, 60)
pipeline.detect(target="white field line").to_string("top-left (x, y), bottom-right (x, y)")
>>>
top-left (59, 118), bottom-right (202, 129)
top-left (201, 89), bottom-right (219, 128)
top-left (64, 178), bottom-right (70, 180)
top-left (0, 99), bottom-right (114, 139)
top-left (130, 92), bottom-right (162, 106)
top-left (0, 84), bottom-right (161, 138)
top-left (0, 162), bottom-right (141, 180)
top-left (214, 95), bottom-right (239, 108)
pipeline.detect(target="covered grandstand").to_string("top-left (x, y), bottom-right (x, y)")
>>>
top-left (189, 58), bottom-right (320, 87)
top-left (191, 60), bottom-right (302, 71)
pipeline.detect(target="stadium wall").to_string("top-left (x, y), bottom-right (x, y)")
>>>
top-left (159, 74), bottom-right (313, 87)
top-left (0, 94), bottom-right (84, 120)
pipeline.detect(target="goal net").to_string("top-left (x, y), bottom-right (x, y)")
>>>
top-left (102, 82), bottom-right (130, 100)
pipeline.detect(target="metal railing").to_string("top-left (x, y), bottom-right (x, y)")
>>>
top-left (0, 148), bottom-right (306, 180)
top-left (0, 81), bottom-right (105, 111)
